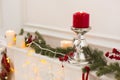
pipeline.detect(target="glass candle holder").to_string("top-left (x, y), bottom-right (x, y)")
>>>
top-left (71, 27), bottom-right (91, 65)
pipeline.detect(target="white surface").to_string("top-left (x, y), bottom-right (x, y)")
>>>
top-left (0, 43), bottom-right (116, 80)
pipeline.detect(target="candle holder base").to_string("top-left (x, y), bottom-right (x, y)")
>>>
top-left (69, 60), bottom-right (88, 66)
top-left (69, 52), bottom-right (88, 66)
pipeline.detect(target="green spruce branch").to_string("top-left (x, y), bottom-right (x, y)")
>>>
top-left (29, 31), bottom-right (74, 58)
top-left (19, 28), bottom-right (24, 35)
top-left (83, 47), bottom-right (120, 80)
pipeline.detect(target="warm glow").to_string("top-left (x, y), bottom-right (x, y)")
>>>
top-left (21, 42), bottom-right (26, 48)
top-left (27, 52), bottom-right (33, 56)
top-left (29, 49), bottom-right (35, 53)
top-left (10, 68), bottom-right (14, 72)
top-left (13, 37), bottom-right (16, 42)
top-left (25, 61), bottom-right (30, 65)
top-left (26, 44), bottom-right (30, 47)
top-left (60, 40), bottom-right (73, 48)
top-left (5, 30), bottom-right (15, 36)
top-left (22, 61), bottom-right (31, 67)
top-left (40, 59), bottom-right (47, 64)
top-left (33, 66), bottom-right (39, 74)
top-left (16, 35), bottom-right (26, 48)
top-left (7, 44), bottom-right (14, 47)
top-left (27, 49), bottom-right (35, 56)
top-left (6, 57), bottom-right (10, 63)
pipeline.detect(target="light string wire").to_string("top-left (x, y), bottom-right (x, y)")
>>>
top-left (29, 41), bottom-right (65, 58)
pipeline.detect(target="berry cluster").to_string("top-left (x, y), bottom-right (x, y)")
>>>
top-left (59, 52), bottom-right (74, 62)
top-left (25, 34), bottom-right (38, 47)
top-left (105, 48), bottom-right (120, 60)
top-left (58, 52), bottom-right (74, 68)
top-left (0, 50), bottom-right (11, 80)
top-left (25, 35), bottom-right (33, 44)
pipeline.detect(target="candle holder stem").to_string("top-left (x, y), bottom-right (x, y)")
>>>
top-left (71, 27), bottom-right (91, 65)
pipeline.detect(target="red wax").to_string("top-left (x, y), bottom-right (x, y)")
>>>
top-left (73, 12), bottom-right (89, 28)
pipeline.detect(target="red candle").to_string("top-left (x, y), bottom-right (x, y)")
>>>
top-left (73, 12), bottom-right (89, 28)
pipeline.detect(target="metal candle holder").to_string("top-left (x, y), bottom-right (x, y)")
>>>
top-left (71, 27), bottom-right (91, 64)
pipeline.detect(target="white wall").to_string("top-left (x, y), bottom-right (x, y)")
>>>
top-left (23, 0), bottom-right (120, 49)
top-left (0, 0), bottom-right (120, 49)
top-left (0, 0), bottom-right (2, 29)
top-left (0, 0), bottom-right (22, 36)
top-left (24, 0), bottom-right (120, 39)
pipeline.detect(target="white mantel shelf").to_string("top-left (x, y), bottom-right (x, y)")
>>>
top-left (0, 43), bottom-right (115, 80)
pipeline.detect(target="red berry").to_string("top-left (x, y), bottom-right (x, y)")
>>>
top-left (119, 52), bottom-right (120, 55)
top-left (109, 55), bottom-right (114, 59)
top-left (64, 55), bottom-right (68, 61)
top-left (114, 56), bottom-right (117, 60)
top-left (0, 69), bottom-right (7, 79)
top-left (115, 56), bottom-right (120, 60)
top-left (69, 52), bottom-right (74, 57)
top-left (85, 66), bottom-right (90, 72)
top-left (112, 48), bottom-right (119, 54)
top-left (117, 56), bottom-right (120, 60)
top-left (105, 52), bottom-right (109, 57)
top-left (59, 57), bottom-right (64, 62)
top-left (27, 39), bottom-right (32, 43)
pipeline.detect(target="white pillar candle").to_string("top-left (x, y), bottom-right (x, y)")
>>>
top-left (5, 30), bottom-right (16, 46)
top-left (60, 40), bottom-right (73, 48)
top-left (16, 35), bottom-right (25, 48)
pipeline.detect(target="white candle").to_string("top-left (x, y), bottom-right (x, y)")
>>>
top-left (16, 35), bottom-right (25, 48)
top-left (60, 40), bottom-right (73, 48)
top-left (5, 30), bottom-right (16, 46)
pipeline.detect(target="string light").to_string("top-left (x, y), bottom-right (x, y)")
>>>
top-left (29, 41), bottom-right (65, 57)
top-left (40, 59), bottom-right (47, 64)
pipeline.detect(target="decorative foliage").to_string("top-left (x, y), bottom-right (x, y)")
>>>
top-left (96, 63), bottom-right (120, 78)
top-left (0, 48), bottom-right (13, 80)
top-left (83, 46), bottom-right (107, 70)
top-left (24, 31), bottom-right (75, 58)
top-left (59, 52), bottom-right (74, 62)
top-left (19, 28), bottom-right (24, 35)
top-left (83, 47), bottom-right (120, 80)
top-left (19, 29), bottom-right (120, 80)
top-left (105, 48), bottom-right (120, 60)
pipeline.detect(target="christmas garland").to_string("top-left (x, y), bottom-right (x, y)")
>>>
top-left (19, 29), bottom-right (120, 80)
top-left (82, 47), bottom-right (120, 80)
top-left (24, 30), bottom-right (75, 58)
top-left (0, 48), bottom-right (13, 80)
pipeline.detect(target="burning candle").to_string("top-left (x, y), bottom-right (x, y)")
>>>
top-left (60, 40), bottom-right (73, 48)
top-left (16, 35), bottom-right (25, 48)
top-left (5, 30), bottom-right (16, 46)
top-left (73, 12), bottom-right (89, 28)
